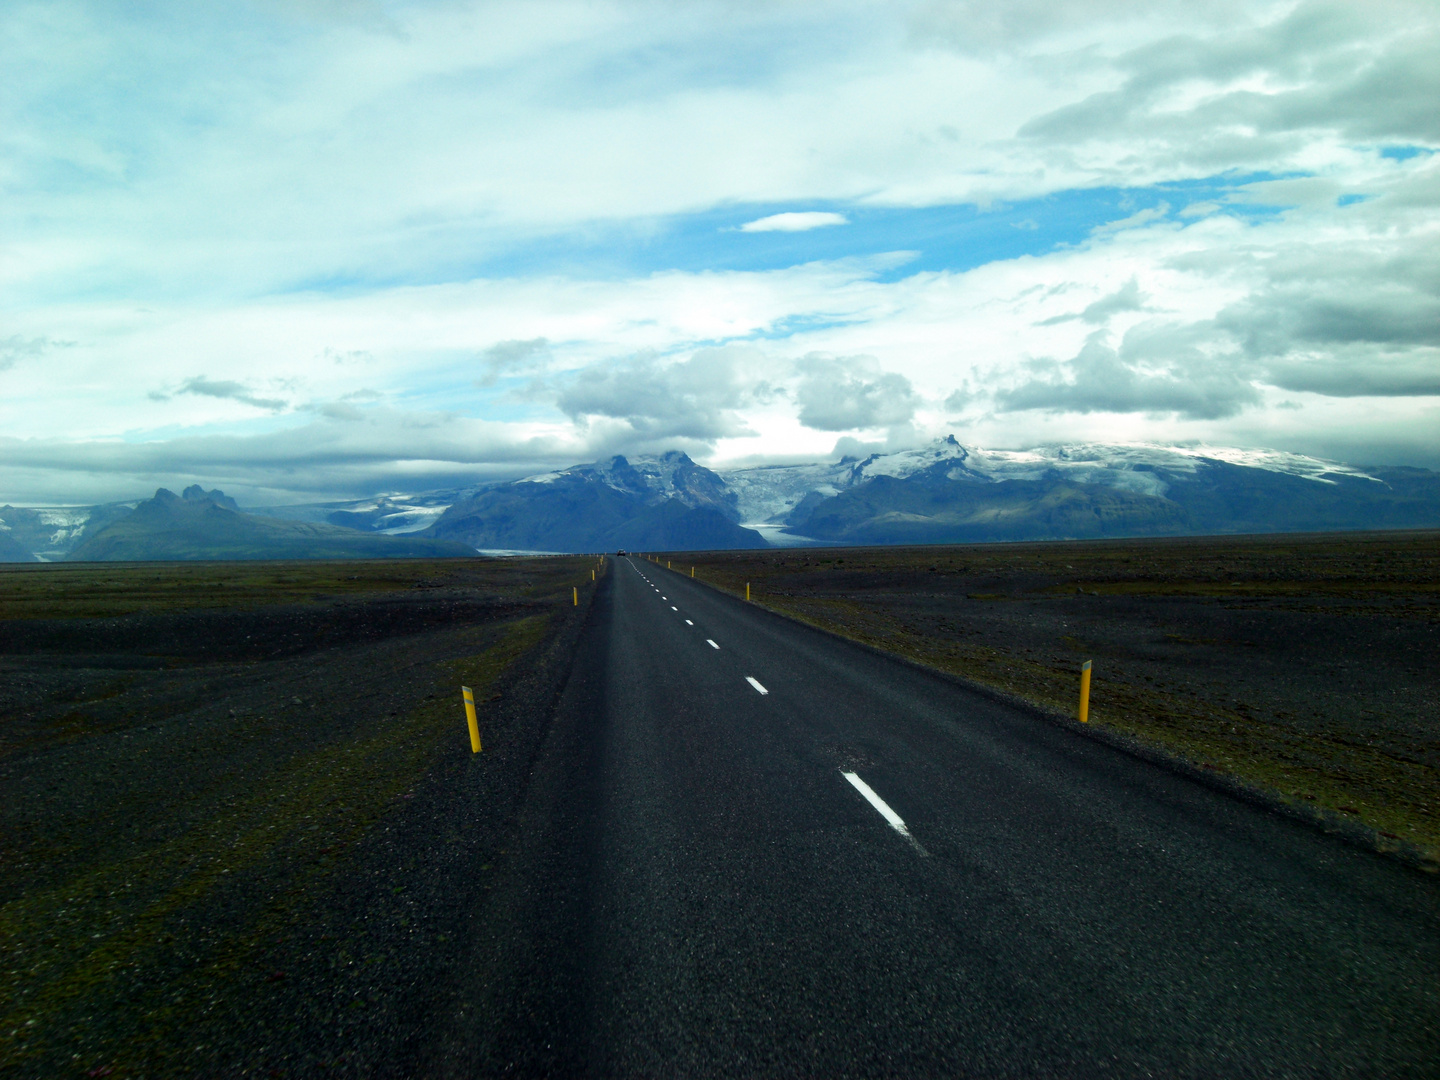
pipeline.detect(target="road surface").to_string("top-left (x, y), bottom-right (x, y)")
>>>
top-left (439, 556), bottom-right (1439, 1077)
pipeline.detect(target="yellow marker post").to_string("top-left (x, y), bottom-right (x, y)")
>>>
top-left (691, 566), bottom-right (694, 578)
top-left (573, 586), bottom-right (578, 606)
top-left (667, 560), bottom-right (671, 569)
top-left (1078, 660), bottom-right (1092, 723)
top-left (592, 569), bottom-right (595, 580)
top-left (746, 582), bottom-right (751, 601)
top-left (462, 685), bottom-right (481, 752)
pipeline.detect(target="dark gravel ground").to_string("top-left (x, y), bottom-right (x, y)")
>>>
top-left (672, 531), bottom-right (1440, 863)
top-left (0, 557), bottom-right (601, 1078)
top-left (5, 546), bottom-right (1434, 1076)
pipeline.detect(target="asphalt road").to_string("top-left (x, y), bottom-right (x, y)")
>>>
top-left (439, 557), bottom-right (1440, 1078)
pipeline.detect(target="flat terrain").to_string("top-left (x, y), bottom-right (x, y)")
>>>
top-left (672, 531), bottom-right (1440, 863)
top-left (0, 557), bottom-right (597, 1077)
top-left (443, 556), bottom-right (1438, 1076)
top-left (4, 546), bottom-right (1438, 1076)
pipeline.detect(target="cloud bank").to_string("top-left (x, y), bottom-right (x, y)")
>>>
top-left (0, 0), bottom-right (1436, 504)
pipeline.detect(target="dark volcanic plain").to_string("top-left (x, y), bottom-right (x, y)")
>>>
top-left (0, 557), bottom-right (598, 1077)
top-left (3, 535), bottom-right (1438, 1076)
top-left (670, 530), bottom-right (1440, 864)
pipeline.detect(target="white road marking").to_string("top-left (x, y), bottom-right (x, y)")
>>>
top-left (746, 676), bottom-right (769, 695)
top-left (671, 606), bottom-right (678, 611)
top-left (685, 619), bottom-right (693, 625)
top-left (706, 639), bottom-right (719, 649)
top-left (842, 772), bottom-right (928, 856)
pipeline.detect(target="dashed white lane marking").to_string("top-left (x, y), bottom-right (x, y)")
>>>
top-left (745, 676), bottom-right (769, 695)
top-left (685, 619), bottom-right (693, 625)
top-left (671, 606), bottom-right (678, 611)
top-left (706, 639), bottom-right (719, 649)
top-left (842, 772), bottom-right (928, 856)
top-left (661, 595), bottom-right (667, 599)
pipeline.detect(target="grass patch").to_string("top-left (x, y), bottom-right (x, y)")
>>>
top-left (0, 558), bottom-right (581, 621)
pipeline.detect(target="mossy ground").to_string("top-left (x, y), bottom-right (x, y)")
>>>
top-left (0, 557), bottom-right (555, 621)
top-left (669, 533), bottom-right (1440, 863)
top-left (0, 556), bottom-right (603, 1076)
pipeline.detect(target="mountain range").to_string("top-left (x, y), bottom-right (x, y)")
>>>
top-left (342, 438), bottom-right (1440, 552)
top-left (424, 452), bottom-right (767, 553)
top-left (53, 486), bottom-right (476, 562)
top-left (764, 437), bottom-right (1440, 545)
top-left (3, 440), bottom-right (1438, 561)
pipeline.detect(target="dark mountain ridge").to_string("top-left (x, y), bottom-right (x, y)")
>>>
top-left (0, 530), bottom-right (37, 563)
top-left (424, 451), bottom-right (766, 552)
top-left (67, 488), bottom-right (478, 562)
top-left (785, 454), bottom-right (1440, 545)
top-left (10, 440), bottom-right (1440, 559)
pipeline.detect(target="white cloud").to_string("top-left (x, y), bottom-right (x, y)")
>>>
top-left (554, 345), bottom-right (768, 442)
top-left (477, 338), bottom-right (551, 386)
top-left (2, 0), bottom-right (1438, 503)
top-left (739, 211), bottom-right (850, 233)
top-left (793, 353), bottom-right (918, 430)
top-left (997, 330), bottom-right (1260, 420)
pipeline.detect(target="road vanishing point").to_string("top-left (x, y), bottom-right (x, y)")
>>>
top-left (447, 556), bottom-right (1439, 1077)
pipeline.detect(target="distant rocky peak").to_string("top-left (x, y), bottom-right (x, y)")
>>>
top-left (565, 449), bottom-right (739, 520)
top-left (178, 485), bottom-right (241, 511)
top-left (624, 451), bottom-right (696, 487)
top-left (587, 455), bottom-right (651, 497)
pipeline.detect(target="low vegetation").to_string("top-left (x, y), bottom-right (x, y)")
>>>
top-left (0, 556), bottom-right (596, 1075)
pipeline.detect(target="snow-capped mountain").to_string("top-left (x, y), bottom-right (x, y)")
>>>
top-left (715, 436), bottom-right (1395, 530)
top-left (955, 443), bottom-right (1384, 496)
top-left (422, 451), bottom-right (764, 552)
top-left (3, 438), bottom-right (1434, 560)
top-left (735, 436), bottom-right (1437, 546)
top-left (716, 436), bottom-right (976, 526)
top-left (419, 437), bottom-right (1435, 552)
top-left (518, 450), bottom-right (740, 520)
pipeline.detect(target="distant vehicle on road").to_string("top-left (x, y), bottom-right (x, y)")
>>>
top-left (617, 549), bottom-right (627, 555)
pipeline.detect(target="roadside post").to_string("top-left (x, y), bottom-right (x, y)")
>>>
top-left (1078, 660), bottom-right (1092, 723)
top-left (462, 685), bottom-right (481, 752)
top-left (573, 586), bottom-right (578, 606)
top-left (746, 582), bottom-right (751, 601)
top-left (691, 566), bottom-right (694, 577)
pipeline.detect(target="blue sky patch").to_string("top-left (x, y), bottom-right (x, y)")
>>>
top-left (281, 173), bottom-right (1291, 295)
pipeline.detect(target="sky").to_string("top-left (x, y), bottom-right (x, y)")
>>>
top-left (2, 0), bottom-right (1438, 506)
